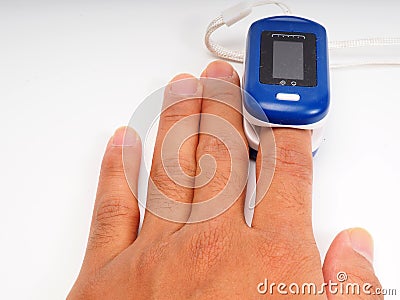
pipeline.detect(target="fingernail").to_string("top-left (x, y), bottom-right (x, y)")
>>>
top-left (112, 127), bottom-right (140, 147)
top-left (170, 77), bottom-right (198, 95)
top-left (206, 61), bottom-right (234, 78)
top-left (349, 228), bottom-right (374, 264)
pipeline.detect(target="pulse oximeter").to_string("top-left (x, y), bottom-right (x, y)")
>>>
top-left (243, 16), bottom-right (330, 154)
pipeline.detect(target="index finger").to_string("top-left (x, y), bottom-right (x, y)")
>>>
top-left (252, 128), bottom-right (313, 235)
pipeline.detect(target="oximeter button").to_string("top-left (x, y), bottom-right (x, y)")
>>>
top-left (276, 93), bottom-right (300, 101)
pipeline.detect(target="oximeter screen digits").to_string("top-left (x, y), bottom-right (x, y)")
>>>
top-left (259, 31), bottom-right (317, 87)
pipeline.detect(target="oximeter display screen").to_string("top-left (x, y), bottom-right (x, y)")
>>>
top-left (273, 41), bottom-right (304, 80)
top-left (260, 31), bottom-right (317, 87)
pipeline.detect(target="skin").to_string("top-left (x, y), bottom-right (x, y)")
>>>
top-left (68, 61), bottom-right (382, 299)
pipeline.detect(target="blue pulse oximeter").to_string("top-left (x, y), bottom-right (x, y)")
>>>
top-left (242, 16), bottom-right (330, 154)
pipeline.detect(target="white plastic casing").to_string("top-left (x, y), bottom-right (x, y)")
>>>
top-left (243, 104), bottom-right (328, 154)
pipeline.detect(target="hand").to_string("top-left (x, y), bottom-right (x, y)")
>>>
top-left (68, 61), bottom-right (382, 299)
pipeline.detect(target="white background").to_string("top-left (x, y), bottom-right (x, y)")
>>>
top-left (1, 0), bottom-right (399, 299)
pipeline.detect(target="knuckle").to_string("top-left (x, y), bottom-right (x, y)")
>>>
top-left (161, 155), bottom-right (197, 178)
top-left (273, 180), bottom-right (312, 212)
top-left (96, 196), bottom-right (135, 222)
top-left (185, 222), bottom-right (234, 273)
top-left (197, 132), bottom-right (248, 164)
top-left (150, 162), bottom-right (173, 186)
top-left (198, 171), bottom-right (229, 197)
top-left (163, 91), bottom-right (201, 110)
top-left (89, 196), bottom-right (138, 249)
top-left (89, 223), bottom-right (114, 250)
top-left (162, 113), bottom-right (189, 125)
top-left (101, 147), bottom-right (124, 174)
top-left (134, 240), bottom-right (169, 274)
top-left (198, 136), bottom-right (230, 162)
top-left (256, 237), bottom-right (291, 264)
top-left (204, 87), bottom-right (239, 104)
top-left (254, 228), bottom-right (317, 261)
top-left (161, 100), bottom-right (199, 124)
top-left (255, 238), bottom-right (316, 277)
top-left (149, 162), bottom-right (191, 202)
top-left (195, 136), bottom-right (248, 198)
top-left (274, 145), bottom-right (312, 181)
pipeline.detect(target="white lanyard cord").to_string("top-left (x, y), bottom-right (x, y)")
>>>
top-left (205, 1), bottom-right (400, 67)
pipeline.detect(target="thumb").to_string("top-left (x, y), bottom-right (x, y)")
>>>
top-left (323, 228), bottom-right (383, 299)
